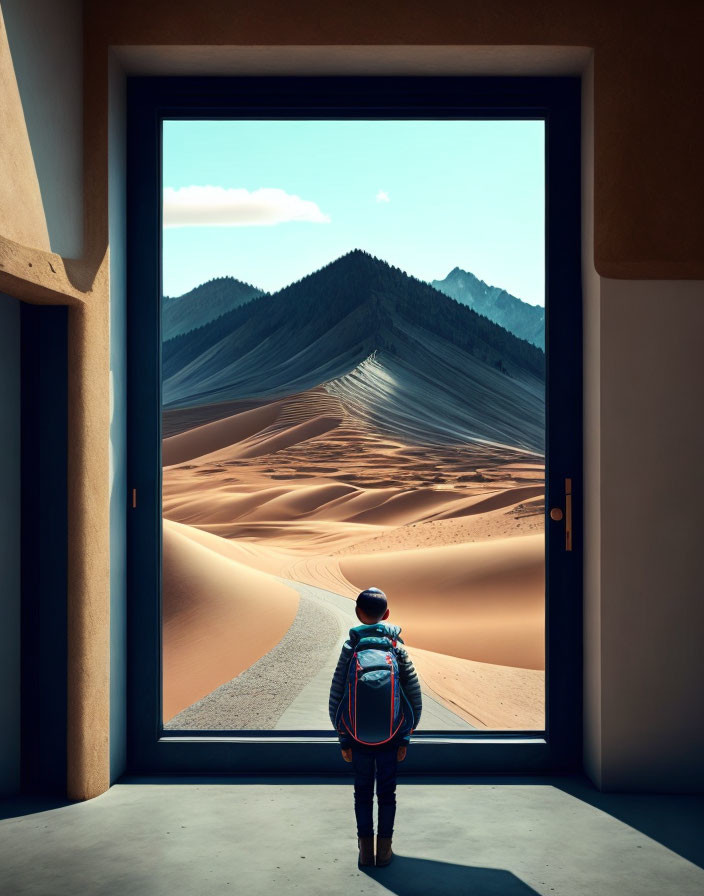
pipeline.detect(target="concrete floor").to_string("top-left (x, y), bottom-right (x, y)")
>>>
top-left (1, 776), bottom-right (703, 895)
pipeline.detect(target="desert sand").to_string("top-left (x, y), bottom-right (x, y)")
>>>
top-left (405, 643), bottom-right (545, 730)
top-left (161, 385), bottom-right (545, 728)
top-left (162, 518), bottom-right (299, 720)
top-left (340, 536), bottom-right (544, 670)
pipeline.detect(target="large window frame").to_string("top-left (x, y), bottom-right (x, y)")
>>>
top-left (126, 75), bottom-right (582, 775)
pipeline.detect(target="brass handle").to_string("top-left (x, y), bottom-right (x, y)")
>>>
top-left (549, 478), bottom-right (572, 551)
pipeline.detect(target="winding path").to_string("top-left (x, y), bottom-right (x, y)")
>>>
top-left (166, 579), bottom-right (475, 732)
top-left (275, 580), bottom-right (476, 732)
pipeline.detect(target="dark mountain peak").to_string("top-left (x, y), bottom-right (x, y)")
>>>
top-left (162, 276), bottom-right (265, 341)
top-left (327, 247), bottom-right (377, 269)
top-left (271, 249), bottom-right (431, 312)
top-left (308, 247), bottom-right (431, 288)
top-left (260, 248), bottom-right (379, 297)
top-left (322, 247), bottom-right (383, 273)
top-left (164, 274), bottom-right (263, 303)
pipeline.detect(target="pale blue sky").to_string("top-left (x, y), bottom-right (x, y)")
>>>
top-left (162, 119), bottom-right (545, 305)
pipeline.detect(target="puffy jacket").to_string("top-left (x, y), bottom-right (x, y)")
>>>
top-left (328, 622), bottom-right (423, 749)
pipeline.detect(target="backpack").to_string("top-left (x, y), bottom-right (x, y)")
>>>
top-left (337, 633), bottom-right (407, 746)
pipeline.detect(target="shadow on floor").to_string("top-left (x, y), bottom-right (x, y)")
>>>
top-left (552, 777), bottom-right (704, 872)
top-left (360, 855), bottom-right (539, 895)
top-left (0, 796), bottom-right (75, 821)
top-left (392, 773), bottom-right (704, 872)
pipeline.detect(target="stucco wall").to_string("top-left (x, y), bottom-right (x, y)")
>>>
top-left (0, 294), bottom-right (21, 796)
top-left (0, 4), bottom-right (48, 251)
top-left (2, 0), bottom-right (83, 258)
top-left (0, 0), bottom-right (111, 799)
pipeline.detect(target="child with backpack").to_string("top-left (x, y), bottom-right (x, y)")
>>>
top-left (328, 586), bottom-right (423, 868)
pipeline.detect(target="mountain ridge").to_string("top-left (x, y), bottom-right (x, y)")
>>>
top-left (162, 249), bottom-right (545, 453)
top-left (162, 275), bottom-right (265, 341)
top-left (431, 266), bottom-right (545, 349)
top-left (163, 249), bottom-right (544, 382)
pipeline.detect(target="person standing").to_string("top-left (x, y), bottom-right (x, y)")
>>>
top-left (329, 587), bottom-right (423, 867)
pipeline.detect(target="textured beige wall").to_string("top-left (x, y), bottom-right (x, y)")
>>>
top-left (2, 0), bottom-right (83, 258)
top-left (0, 7), bottom-right (49, 250)
top-left (65, 296), bottom-right (111, 800)
top-left (0, 0), bottom-right (110, 801)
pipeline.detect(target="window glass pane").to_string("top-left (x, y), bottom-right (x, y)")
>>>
top-left (161, 119), bottom-right (545, 733)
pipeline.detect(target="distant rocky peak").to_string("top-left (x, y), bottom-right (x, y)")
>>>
top-left (431, 266), bottom-right (544, 350)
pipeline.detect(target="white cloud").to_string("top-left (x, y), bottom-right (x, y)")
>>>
top-left (376, 190), bottom-right (390, 203)
top-left (163, 185), bottom-right (331, 228)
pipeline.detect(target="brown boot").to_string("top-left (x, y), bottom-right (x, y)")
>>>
top-left (358, 836), bottom-right (375, 866)
top-left (376, 835), bottom-right (393, 866)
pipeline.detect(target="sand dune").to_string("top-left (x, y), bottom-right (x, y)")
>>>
top-left (242, 482), bottom-right (357, 521)
top-left (425, 484), bottom-right (545, 521)
top-left (336, 499), bottom-right (545, 555)
top-left (340, 535), bottom-right (544, 670)
top-left (162, 519), bottom-right (299, 721)
top-left (163, 400), bottom-right (284, 466)
top-left (164, 457), bottom-right (542, 542)
top-left (161, 516), bottom-right (547, 726)
top-left (406, 644), bottom-right (545, 730)
top-left (233, 414), bottom-right (343, 459)
top-left (161, 382), bottom-right (546, 726)
top-left (345, 486), bottom-right (465, 526)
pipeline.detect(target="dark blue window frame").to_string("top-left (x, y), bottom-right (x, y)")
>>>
top-left (126, 75), bottom-right (582, 775)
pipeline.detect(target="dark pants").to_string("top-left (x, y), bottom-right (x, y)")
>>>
top-left (351, 745), bottom-right (398, 838)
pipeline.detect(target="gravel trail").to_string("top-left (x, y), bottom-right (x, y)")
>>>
top-left (165, 582), bottom-right (341, 730)
top-left (165, 578), bottom-right (475, 732)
